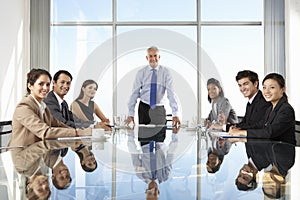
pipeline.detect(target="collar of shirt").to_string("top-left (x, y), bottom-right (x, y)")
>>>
top-left (53, 91), bottom-right (64, 110)
top-left (31, 94), bottom-right (46, 116)
top-left (248, 157), bottom-right (258, 170)
top-left (264, 164), bottom-right (273, 172)
top-left (52, 155), bottom-right (63, 169)
top-left (248, 91), bottom-right (258, 104)
top-left (148, 65), bottom-right (160, 71)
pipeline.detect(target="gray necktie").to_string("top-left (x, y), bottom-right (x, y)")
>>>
top-left (61, 100), bottom-right (69, 120)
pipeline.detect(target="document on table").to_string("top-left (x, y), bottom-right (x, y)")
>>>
top-left (207, 130), bottom-right (246, 138)
top-left (57, 136), bottom-right (93, 141)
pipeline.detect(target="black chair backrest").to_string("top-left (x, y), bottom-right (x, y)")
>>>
top-left (295, 121), bottom-right (300, 146)
top-left (0, 121), bottom-right (12, 135)
top-left (296, 121), bottom-right (300, 133)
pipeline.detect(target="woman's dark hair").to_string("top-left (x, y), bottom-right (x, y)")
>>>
top-left (262, 73), bottom-right (288, 99)
top-left (235, 70), bottom-right (259, 89)
top-left (206, 147), bottom-right (223, 173)
top-left (53, 70), bottom-right (73, 82)
top-left (76, 79), bottom-right (98, 101)
top-left (76, 151), bottom-right (98, 172)
top-left (26, 68), bottom-right (52, 95)
top-left (207, 78), bottom-right (224, 103)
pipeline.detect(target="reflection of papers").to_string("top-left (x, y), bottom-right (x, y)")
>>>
top-left (219, 135), bottom-right (246, 138)
top-left (186, 127), bottom-right (197, 131)
top-left (208, 131), bottom-right (247, 138)
top-left (57, 136), bottom-right (94, 141)
top-left (114, 125), bottom-right (127, 129)
top-left (138, 124), bottom-right (159, 128)
top-left (57, 134), bottom-right (111, 141)
top-left (208, 131), bottom-right (229, 137)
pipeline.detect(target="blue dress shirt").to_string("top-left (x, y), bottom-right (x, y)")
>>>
top-left (127, 65), bottom-right (179, 117)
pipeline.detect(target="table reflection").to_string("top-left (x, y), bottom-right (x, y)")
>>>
top-left (206, 132), bottom-right (232, 174)
top-left (236, 140), bottom-right (295, 198)
top-left (0, 126), bottom-right (299, 199)
top-left (128, 126), bottom-right (178, 199)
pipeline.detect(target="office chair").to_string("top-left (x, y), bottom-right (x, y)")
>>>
top-left (295, 121), bottom-right (300, 146)
top-left (0, 121), bottom-right (12, 151)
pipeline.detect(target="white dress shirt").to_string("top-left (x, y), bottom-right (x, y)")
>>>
top-left (31, 94), bottom-right (46, 120)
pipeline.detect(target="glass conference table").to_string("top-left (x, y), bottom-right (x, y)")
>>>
top-left (0, 125), bottom-right (299, 200)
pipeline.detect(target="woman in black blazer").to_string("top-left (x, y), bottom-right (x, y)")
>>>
top-left (229, 73), bottom-right (295, 144)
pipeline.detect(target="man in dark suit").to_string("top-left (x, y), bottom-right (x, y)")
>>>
top-left (211, 70), bottom-right (271, 131)
top-left (44, 70), bottom-right (94, 128)
top-left (233, 70), bottom-right (272, 129)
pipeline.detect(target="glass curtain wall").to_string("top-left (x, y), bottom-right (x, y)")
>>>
top-left (50, 0), bottom-right (263, 199)
top-left (50, 0), bottom-right (263, 122)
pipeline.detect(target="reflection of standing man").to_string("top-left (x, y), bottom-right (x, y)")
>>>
top-left (127, 129), bottom-right (178, 199)
top-left (127, 46), bottom-right (181, 127)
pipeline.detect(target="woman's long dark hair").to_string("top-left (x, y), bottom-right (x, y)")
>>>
top-left (207, 78), bottom-right (224, 103)
top-left (76, 79), bottom-right (98, 101)
top-left (26, 68), bottom-right (52, 95)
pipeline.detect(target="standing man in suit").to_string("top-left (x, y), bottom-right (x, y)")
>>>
top-left (126, 46), bottom-right (181, 128)
top-left (44, 70), bottom-right (110, 130)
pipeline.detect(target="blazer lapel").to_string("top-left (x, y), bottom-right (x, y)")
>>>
top-left (264, 97), bottom-right (286, 126)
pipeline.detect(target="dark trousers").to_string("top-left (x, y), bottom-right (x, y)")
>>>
top-left (138, 101), bottom-right (167, 125)
top-left (138, 101), bottom-right (167, 145)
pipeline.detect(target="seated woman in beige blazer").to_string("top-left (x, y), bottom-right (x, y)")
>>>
top-left (71, 79), bottom-right (111, 129)
top-left (8, 68), bottom-right (91, 147)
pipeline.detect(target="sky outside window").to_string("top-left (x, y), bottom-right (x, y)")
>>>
top-left (50, 0), bottom-right (263, 119)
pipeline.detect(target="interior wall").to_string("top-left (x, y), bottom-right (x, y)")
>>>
top-left (0, 0), bottom-right (30, 121)
top-left (286, 0), bottom-right (300, 121)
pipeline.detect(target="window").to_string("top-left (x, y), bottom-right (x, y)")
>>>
top-left (50, 0), bottom-right (263, 120)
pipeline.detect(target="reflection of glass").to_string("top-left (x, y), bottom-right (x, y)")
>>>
top-left (181, 120), bottom-right (189, 128)
top-left (92, 141), bottom-right (104, 150)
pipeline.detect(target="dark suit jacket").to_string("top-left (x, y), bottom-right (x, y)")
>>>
top-left (247, 96), bottom-right (296, 144)
top-left (236, 90), bottom-right (271, 129)
top-left (44, 91), bottom-right (93, 128)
